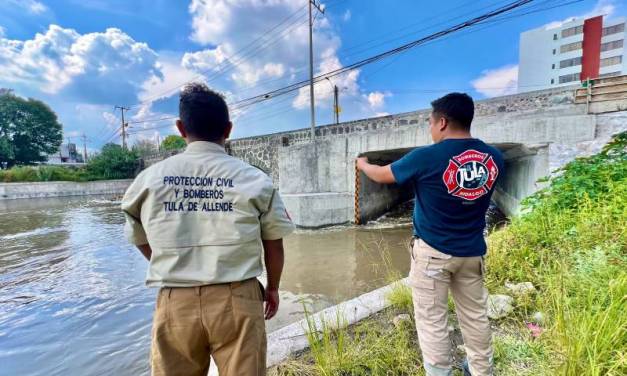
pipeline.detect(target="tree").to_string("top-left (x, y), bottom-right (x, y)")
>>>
top-left (0, 92), bottom-right (63, 167)
top-left (132, 139), bottom-right (158, 157)
top-left (86, 143), bottom-right (139, 179)
top-left (161, 135), bottom-right (186, 151)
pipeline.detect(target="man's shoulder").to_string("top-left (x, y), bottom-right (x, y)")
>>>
top-left (229, 157), bottom-right (273, 186)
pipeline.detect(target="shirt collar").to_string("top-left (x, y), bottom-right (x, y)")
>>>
top-left (184, 141), bottom-right (227, 154)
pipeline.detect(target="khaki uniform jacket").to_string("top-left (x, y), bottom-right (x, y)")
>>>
top-left (121, 141), bottom-right (295, 287)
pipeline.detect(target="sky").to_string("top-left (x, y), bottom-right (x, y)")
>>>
top-left (0, 0), bottom-right (624, 151)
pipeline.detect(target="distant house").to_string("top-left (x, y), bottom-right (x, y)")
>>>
top-left (46, 143), bottom-right (85, 165)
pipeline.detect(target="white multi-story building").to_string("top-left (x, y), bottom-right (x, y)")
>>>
top-left (518, 15), bottom-right (626, 92)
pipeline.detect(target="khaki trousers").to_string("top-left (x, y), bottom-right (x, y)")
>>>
top-left (409, 239), bottom-right (493, 376)
top-left (151, 278), bottom-right (267, 376)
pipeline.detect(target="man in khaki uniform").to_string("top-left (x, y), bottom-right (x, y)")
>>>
top-left (357, 93), bottom-right (504, 376)
top-left (122, 82), bottom-right (294, 376)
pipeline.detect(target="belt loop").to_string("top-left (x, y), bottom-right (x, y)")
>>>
top-left (167, 288), bottom-right (172, 299)
top-left (195, 286), bottom-right (201, 296)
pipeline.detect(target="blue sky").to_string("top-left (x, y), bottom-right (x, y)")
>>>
top-left (0, 0), bottom-right (624, 150)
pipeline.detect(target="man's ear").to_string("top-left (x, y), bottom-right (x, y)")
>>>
top-left (175, 120), bottom-right (188, 140)
top-left (224, 121), bottom-right (233, 140)
top-left (439, 116), bottom-right (448, 132)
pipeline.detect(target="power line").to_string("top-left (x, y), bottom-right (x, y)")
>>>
top-left (126, 0), bottom-right (584, 135)
top-left (132, 4), bottom-right (310, 109)
top-left (358, 0), bottom-right (581, 83)
top-left (229, 0), bottom-right (535, 111)
top-left (130, 0), bottom-right (351, 111)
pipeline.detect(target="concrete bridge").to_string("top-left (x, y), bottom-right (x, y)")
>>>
top-left (145, 77), bottom-right (627, 228)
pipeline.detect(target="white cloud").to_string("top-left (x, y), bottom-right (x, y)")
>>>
top-left (367, 91), bottom-right (387, 109)
top-left (583, 0), bottom-right (615, 18)
top-left (27, 0), bottom-right (47, 14)
top-left (471, 65), bottom-right (518, 98)
top-left (141, 52), bottom-right (201, 103)
top-left (3, 0), bottom-right (49, 15)
top-left (293, 48), bottom-right (360, 109)
top-left (343, 10), bottom-right (352, 22)
top-left (181, 45), bottom-right (230, 73)
top-left (0, 25), bottom-right (162, 104)
top-left (102, 111), bottom-right (118, 127)
top-left (185, 0), bottom-right (360, 110)
top-left (544, 0), bottom-right (615, 29)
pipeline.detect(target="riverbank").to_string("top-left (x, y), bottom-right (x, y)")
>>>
top-left (272, 132), bottom-right (626, 375)
top-left (0, 179), bottom-right (132, 200)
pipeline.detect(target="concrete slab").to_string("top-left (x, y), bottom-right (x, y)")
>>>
top-left (282, 192), bottom-right (354, 228)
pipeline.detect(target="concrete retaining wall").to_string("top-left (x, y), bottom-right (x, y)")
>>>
top-left (0, 179), bottom-right (132, 200)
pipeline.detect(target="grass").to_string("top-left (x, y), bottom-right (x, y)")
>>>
top-left (274, 304), bottom-right (423, 376)
top-left (0, 165), bottom-right (97, 182)
top-left (274, 132), bottom-right (627, 376)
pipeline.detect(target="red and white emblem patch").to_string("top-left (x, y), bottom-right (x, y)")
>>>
top-left (442, 149), bottom-right (499, 201)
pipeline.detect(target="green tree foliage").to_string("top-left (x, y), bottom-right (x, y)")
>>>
top-left (86, 143), bottom-right (139, 179)
top-left (160, 135), bottom-right (186, 151)
top-left (0, 92), bottom-right (63, 166)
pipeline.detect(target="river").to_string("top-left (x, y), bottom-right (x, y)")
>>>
top-left (0, 196), bottom-right (422, 376)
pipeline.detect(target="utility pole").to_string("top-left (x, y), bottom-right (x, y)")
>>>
top-left (333, 85), bottom-right (339, 124)
top-left (81, 133), bottom-right (89, 162)
top-left (308, 0), bottom-right (324, 140)
top-left (114, 105), bottom-right (130, 149)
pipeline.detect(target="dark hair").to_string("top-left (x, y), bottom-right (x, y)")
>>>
top-left (430, 92), bottom-right (474, 130)
top-left (179, 82), bottom-right (230, 141)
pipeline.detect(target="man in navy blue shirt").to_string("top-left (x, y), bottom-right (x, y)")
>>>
top-left (357, 93), bottom-right (504, 376)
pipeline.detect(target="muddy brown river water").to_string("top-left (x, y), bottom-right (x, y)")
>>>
top-left (0, 196), bottom-right (420, 376)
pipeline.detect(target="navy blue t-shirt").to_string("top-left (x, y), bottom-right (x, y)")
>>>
top-left (390, 138), bottom-right (505, 257)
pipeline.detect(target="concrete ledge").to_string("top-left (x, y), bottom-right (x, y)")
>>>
top-left (282, 192), bottom-right (354, 228)
top-left (0, 179), bottom-right (132, 200)
top-left (266, 278), bottom-right (408, 367)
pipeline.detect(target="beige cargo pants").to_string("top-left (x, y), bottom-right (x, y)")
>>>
top-left (150, 278), bottom-right (266, 376)
top-left (409, 238), bottom-right (493, 376)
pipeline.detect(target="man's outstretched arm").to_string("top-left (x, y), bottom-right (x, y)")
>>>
top-left (262, 238), bottom-right (284, 320)
top-left (356, 157), bottom-right (396, 184)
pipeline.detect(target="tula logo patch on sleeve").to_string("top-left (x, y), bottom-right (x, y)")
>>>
top-left (442, 149), bottom-right (499, 201)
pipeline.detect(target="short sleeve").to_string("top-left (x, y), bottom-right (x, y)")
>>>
top-left (121, 174), bottom-right (149, 246)
top-left (260, 189), bottom-right (295, 240)
top-left (390, 147), bottom-right (426, 185)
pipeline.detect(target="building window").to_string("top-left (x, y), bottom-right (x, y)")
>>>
top-left (561, 25), bottom-right (584, 38)
top-left (551, 78), bottom-right (555, 84)
top-left (601, 39), bottom-right (624, 52)
top-left (552, 63), bottom-right (555, 69)
top-left (559, 73), bottom-right (580, 84)
top-left (600, 55), bottom-right (623, 67)
top-left (602, 23), bottom-right (625, 36)
top-left (553, 48), bottom-right (556, 55)
top-left (560, 56), bottom-right (582, 68)
top-left (553, 33), bottom-right (558, 40)
top-left (599, 71), bottom-right (621, 78)
top-left (560, 41), bottom-right (583, 53)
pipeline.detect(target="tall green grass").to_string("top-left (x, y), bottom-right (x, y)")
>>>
top-left (0, 165), bottom-right (95, 182)
top-left (486, 132), bottom-right (626, 375)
